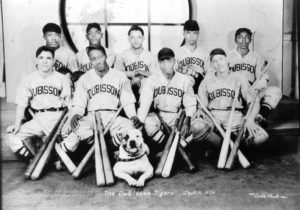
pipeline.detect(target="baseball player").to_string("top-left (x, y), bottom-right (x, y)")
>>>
top-left (175, 20), bottom-right (210, 93)
top-left (60, 46), bottom-right (142, 153)
top-left (43, 23), bottom-right (78, 72)
top-left (227, 28), bottom-right (282, 127)
top-left (138, 48), bottom-right (204, 149)
top-left (76, 23), bottom-right (116, 72)
top-left (193, 48), bottom-right (268, 149)
top-left (114, 24), bottom-right (156, 98)
top-left (6, 46), bottom-right (72, 159)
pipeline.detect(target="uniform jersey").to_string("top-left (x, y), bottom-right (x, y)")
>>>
top-left (175, 45), bottom-right (210, 78)
top-left (227, 49), bottom-right (267, 85)
top-left (16, 70), bottom-right (72, 109)
top-left (53, 46), bottom-right (78, 72)
top-left (138, 71), bottom-right (196, 123)
top-left (76, 46), bottom-right (116, 72)
top-left (72, 68), bottom-right (136, 116)
top-left (114, 48), bottom-right (156, 76)
top-left (198, 72), bottom-right (250, 111)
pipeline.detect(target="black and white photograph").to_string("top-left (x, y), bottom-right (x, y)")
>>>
top-left (0, 0), bottom-right (299, 209)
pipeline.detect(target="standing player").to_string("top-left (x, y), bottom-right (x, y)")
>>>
top-left (43, 23), bottom-right (78, 72)
top-left (60, 46), bottom-right (141, 153)
top-left (227, 28), bottom-right (282, 127)
top-left (6, 46), bottom-right (72, 159)
top-left (195, 48), bottom-right (268, 150)
top-left (175, 20), bottom-right (210, 93)
top-left (114, 25), bottom-right (156, 98)
top-left (138, 48), bottom-right (204, 149)
top-left (76, 23), bottom-right (116, 72)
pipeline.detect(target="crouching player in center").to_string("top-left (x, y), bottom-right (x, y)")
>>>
top-left (137, 48), bottom-right (205, 156)
top-left (60, 46), bottom-right (142, 154)
top-left (195, 48), bottom-right (269, 158)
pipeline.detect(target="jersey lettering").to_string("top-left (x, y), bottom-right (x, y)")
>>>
top-left (154, 86), bottom-right (184, 97)
top-left (54, 60), bottom-right (67, 71)
top-left (31, 85), bottom-right (61, 97)
top-left (229, 63), bottom-right (255, 73)
top-left (79, 62), bottom-right (92, 72)
top-left (125, 61), bottom-right (149, 72)
top-left (177, 57), bottom-right (204, 71)
top-left (207, 88), bottom-right (235, 102)
top-left (87, 84), bottom-right (120, 99)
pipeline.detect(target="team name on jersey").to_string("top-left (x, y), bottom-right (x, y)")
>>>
top-left (125, 61), bottom-right (149, 72)
top-left (229, 63), bottom-right (255, 73)
top-left (79, 62), bottom-right (92, 72)
top-left (178, 57), bottom-right (204, 70)
top-left (207, 88), bottom-right (236, 102)
top-left (87, 83), bottom-right (120, 99)
top-left (31, 85), bottom-right (61, 97)
top-left (54, 60), bottom-right (67, 71)
top-left (154, 86), bottom-right (184, 97)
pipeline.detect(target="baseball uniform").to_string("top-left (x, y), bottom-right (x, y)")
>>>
top-left (196, 72), bottom-right (268, 145)
top-left (7, 70), bottom-right (72, 157)
top-left (61, 68), bottom-right (137, 152)
top-left (175, 45), bottom-right (210, 92)
top-left (76, 46), bottom-right (116, 72)
top-left (138, 71), bottom-right (197, 144)
top-left (53, 46), bottom-right (78, 72)
top-left (227, 49), bottom-right (282, 110)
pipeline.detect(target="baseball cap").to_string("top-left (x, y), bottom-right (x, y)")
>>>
top-left (86, 23), bottom-right (101, 33)
top-left (158, 48), bottom-right (175, 61)
top-left (87, 45), bottom-right (107, 56)
top-left (184, 20), bottom-right (199, 31)
top-left (43, 23), bottom-right (61, 34)
top-left (209, 48), bottom-right (226, 61)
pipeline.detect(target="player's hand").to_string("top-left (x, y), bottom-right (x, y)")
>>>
top-left (180, 117), bottom-right (191, 138)
top-left (131, 116), bottom-right (143, 129)
top-left (6, 124), bottom-right (21, 134)
top-left (70, 114), bottom-right (82, 132)
top-left (245, 120), bottom-right (259, 140)
top-left (131, 77), bottom-right (142, 87)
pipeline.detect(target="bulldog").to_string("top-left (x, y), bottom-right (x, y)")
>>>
top-left (113, 129), bottom-right (153, 187)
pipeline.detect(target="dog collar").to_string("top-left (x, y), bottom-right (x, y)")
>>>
top-left (117, 152), bottom-right (146, 162)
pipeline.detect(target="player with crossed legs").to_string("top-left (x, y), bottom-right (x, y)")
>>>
top-left (175, 20), bottom-right (210, 94)
top-left (137, 48), bottom-right (205, 154)
top-left (194, 48), bottom-right (268, 155)
top-left (227, 28), bottom-right (282, 127)
top-left (60, 46), bottom-right (142, 154)
top-left (114, 25), bottom-right (156, 100)
top-left (76, 23), bottom-right (116, 72)
top-left (6, 46), bottom-right (72, 159)
top-left (43, 23), bottom-right (78, 72)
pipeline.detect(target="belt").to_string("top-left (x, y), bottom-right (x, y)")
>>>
top-left (159, 110), bottom-right (178, 114)
top-left (95, 109), bottom-right (117, 112)
top-left (210, 107), bottom-right (245, 112)
top-left (32, 107), bottom-right (65, 113)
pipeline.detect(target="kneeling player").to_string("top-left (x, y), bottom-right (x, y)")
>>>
top-left (194, 48), bottom-right (269, 152)
top-left (60, 46), bottom-right (142, 153)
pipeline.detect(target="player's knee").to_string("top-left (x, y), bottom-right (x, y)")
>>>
top-left (253, 127), bottom-right (269, 146)
top-left (262, 86), bottom-right (282, 109)
top-left (144, 117), bottom-right (158, 136)
top-left (190, 119), bottom-right (212, 141)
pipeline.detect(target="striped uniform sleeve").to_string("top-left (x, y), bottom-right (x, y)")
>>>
top-left (120, 73), bottom-right (137, 118)
top-left (183, 77), bottom-right (197, 117)
top-left (60, 76), bottom-right (73, 108)
top-left (197, 79), bottom-right (209, 108)
top-left (71, 76), bottom-right (89, 116)
top-left (137, 77), bottom-right (154, 123)
top-left (15, 76), bottom-right (32, 107)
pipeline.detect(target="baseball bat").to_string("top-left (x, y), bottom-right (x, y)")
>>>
top-left (251, 57), bottom-right (275, 89)
top-left (30, 112), bottom-right (68, 180)
top-left (217, 83), bottom-right (240, 169)
top-left (24, 108), bottom-right (67, 179)
top-left (196, 95), bottom-right (251, 168)
top-left (72, 106), bottom-right (122, 179)
top-left (96, 112), bottom-right (115, 185)
top-left (92, 111), bottom-right (106, 187)
top-left (157, 112), bottom-right (196, 172)
top-left (225, 93), bottom-right (259, 169)
top-left (28, 109), bottom-right (76, 174)
top-left (161, 112), bottom-right (186, 178)
top-left (155, 109), bottom-right (183, 176)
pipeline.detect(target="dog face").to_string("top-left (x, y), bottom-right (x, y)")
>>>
top-left (122, 129), bottom-right (144, 155)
